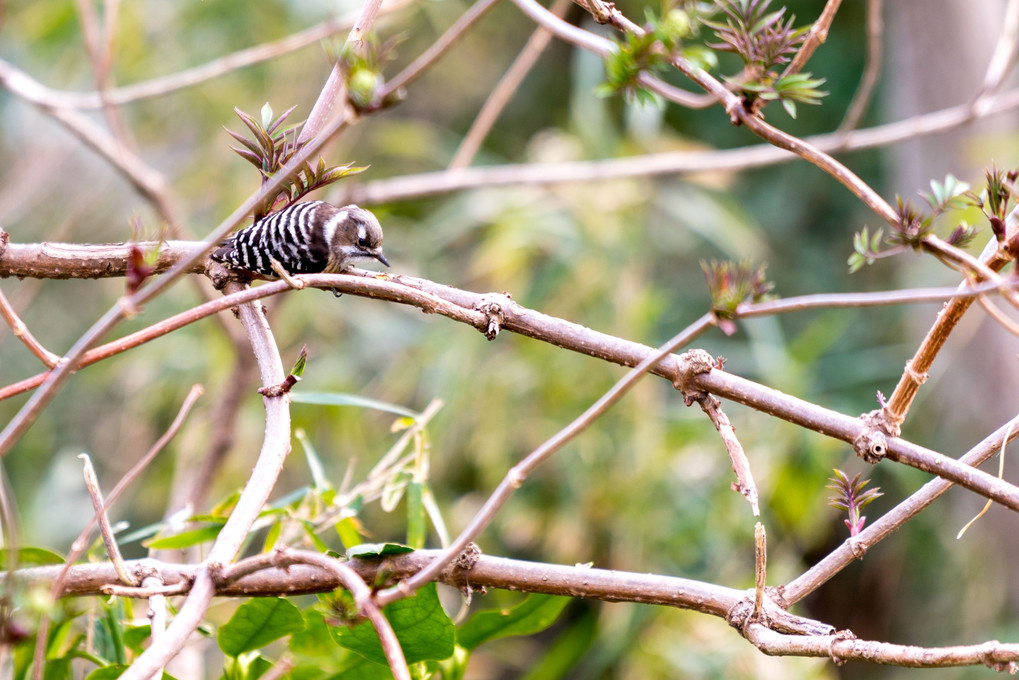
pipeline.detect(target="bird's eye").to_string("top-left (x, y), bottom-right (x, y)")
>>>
top-left (358, 236), bottom-right (370, 248)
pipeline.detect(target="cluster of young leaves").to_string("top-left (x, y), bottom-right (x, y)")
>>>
top-left (826, 469), bottom-right (883, 536)
top-left (597, 2), bottom-right (709, 105)
top-left (704, 0), bottom-right (826, 117)
top-left (596, 0), bottom-right (825, 117)
top-left (701, 259), bottom-right (773, 335)
top-left (848, 174), bottom-right (979, 273)
top-left (972, 164), bottom-right (1017, 244)
top-left (226, 104), bottom-right (368, 221)
top-left (335, 33), bottom-right (405, 113)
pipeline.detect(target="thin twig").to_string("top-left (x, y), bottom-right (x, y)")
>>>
top-left (753, 522), bottom-right (766, 619)
top-left (782, 0), bottom-right (844, 77)
top-left (79, 454), bottom-right (136, 587)
top-left (73, 0), bottom-right (134, 148)
top-left (744, 624), bottom-right (1019, 669)
top-left (976, 293), bottom-right (1019, 338)
top-left (0, 288), bottom-right (59, 367)
top-left (957, 418), bottom-right (1017, 539)
top-left (694, 393), bottom-right (759, 515)
top-left (838, 0), bottom-right (883, 132)
top-left (449, 0), bottom-right (570, 169)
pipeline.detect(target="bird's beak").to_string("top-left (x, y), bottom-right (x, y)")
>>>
top-left (374, 251), bottom-right (391, 267)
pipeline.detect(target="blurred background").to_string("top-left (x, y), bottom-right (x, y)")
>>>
top-left (1, 0), bottom-right (1018, 677)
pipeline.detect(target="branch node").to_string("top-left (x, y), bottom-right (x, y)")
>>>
top-left (207, 260), bottom-right (249, 291)
top-left (258, 374), bottom-right (300, 398)
top-left (117, 296), bottom-right (141, 319)
top-left (853, 410), bottom-right (890, 464)
top-left (474, 293), bottom-right (510, 340)
top-left (829, 629), bottom-right (857, 666)
top-left (847, 537), bottom-right (868, 560)
top-left (581, 0), bottom-right (615, 24)
top-left (455, 542), bottom-right (482, 571)
top-left (0, 228), bottom-right (9, 260)
top-left (671, 349), bottom-right (716, 403)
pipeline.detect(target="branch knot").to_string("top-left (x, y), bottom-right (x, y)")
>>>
top-left (474, 293), bottom-right (511, 340)
top-left (853, 410), bottom-right (890, 464)
top-left (671, 349), bottom-right (716, 404)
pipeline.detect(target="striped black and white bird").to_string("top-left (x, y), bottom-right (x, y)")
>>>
top-left (212, 201), bottom-right (389, 277)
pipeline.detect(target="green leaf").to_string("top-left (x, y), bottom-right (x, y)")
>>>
top-left (0, 546), bottom-right (65, 568)
top-left (289, 610), bottom-right (351, 672)
top-left (143, 525), bottom-right (222, 550)
top-left (345, 542), bottom-right (414, 559)
top-left (331, 583), bottom-right (454, 665)
top-left (261, 102), bottom-right (274, 129)
top-left (457, 594), bottom-right (570, 651)
top-left (218, 598), bottom-right (305, 657)
top-left (291, 392), bottom-right (420, 419)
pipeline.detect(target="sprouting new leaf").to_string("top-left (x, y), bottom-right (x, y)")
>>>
top-left (923, 174), bottom-right (971, 214)
top-left (291, 344), bottom-right (309, 378)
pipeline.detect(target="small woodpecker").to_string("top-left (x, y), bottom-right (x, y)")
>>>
top-left (212, 201), bottom-right (389, 276)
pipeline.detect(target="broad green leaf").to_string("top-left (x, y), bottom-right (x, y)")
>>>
top-left (331, 583), bottom-right (454, 665)
top-left (345, 543), bottom-right (414, 559)
top-left (289, 610), bottom-right (350, 672)
top-left (218, 598), bottom-right (305, 657)
top-left (291, 392), bottom-right (419, 419)
top-left (457, 594), bottom-right (570, 651)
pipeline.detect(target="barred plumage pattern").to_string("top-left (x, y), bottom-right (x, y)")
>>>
top-left (212, 201), bottom-right (387, 277)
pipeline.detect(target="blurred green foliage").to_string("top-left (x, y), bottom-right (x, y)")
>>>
top-left (0, 0), bottom-right (1013, 678)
